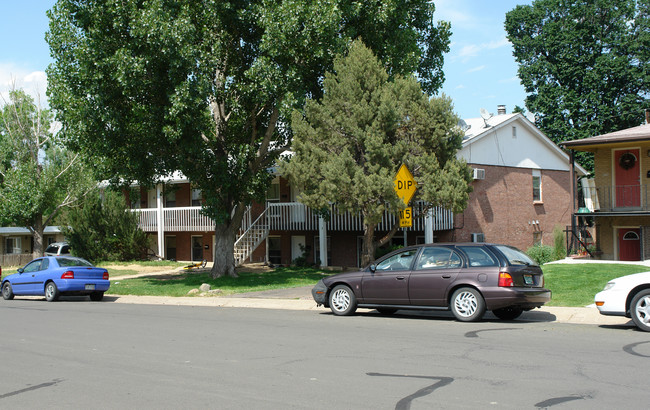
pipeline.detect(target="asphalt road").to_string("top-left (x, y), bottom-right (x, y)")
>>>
top-left (0, 299), bottom-right (648, 409)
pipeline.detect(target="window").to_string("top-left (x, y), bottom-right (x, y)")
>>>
top-left (191, 189), bottom-right (202, 206)
top-left (415, 247), bottom-right (462, 270)
top-left (165, 189), bottom-right (176, 207)
top-left (267, 179), bottom-right (280, 201)
top-left (5, 237), bottom-right (21, 254)
top-left (313, 236), bottom-right (331, 266)
top-left (268, 236), bottom-right (282, 265)
top-left (458, 246), bottom-right (498, 267)
top-left (532, 170), bottom-right (542, 202)
top-left (512, 126), bottom-right (517, 138)
top-left (375, 249), bottom-right (418, 271)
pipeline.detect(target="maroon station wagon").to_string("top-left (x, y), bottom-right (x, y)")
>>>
top-left (311, 243), bottom-right (551, 321)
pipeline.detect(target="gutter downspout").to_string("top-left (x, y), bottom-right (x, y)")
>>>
top-left (569, 150), bottom-right (577, 255)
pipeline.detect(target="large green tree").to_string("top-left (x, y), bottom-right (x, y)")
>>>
top-left (281, 41), bottom-right (472, 267)
top-left (0, 89), bottom-right (94, 257)
top-left (46, 0), bottom-right (452, 277)
top-left (505, 0), bottom-right (650, 171)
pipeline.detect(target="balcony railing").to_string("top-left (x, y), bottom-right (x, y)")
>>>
top-left (133, 202), bottom-right (455, 233)
top-left (581, 184), bottom-right (650, 212)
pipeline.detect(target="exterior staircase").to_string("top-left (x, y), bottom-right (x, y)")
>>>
top-left (233, 207), bottom-right (269, 266)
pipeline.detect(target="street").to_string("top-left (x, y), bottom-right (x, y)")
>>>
top-left (0, 300), bottom-right (648, 409)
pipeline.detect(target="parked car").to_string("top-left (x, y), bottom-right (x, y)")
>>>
top-left (44, 242), bottom-right (71, 256)
top-left (312, 243), bottom-right (551, 322)
top-left (594, 272), bottom-right (650, 332)
top-left (1, 256), bottom-right (109, 302)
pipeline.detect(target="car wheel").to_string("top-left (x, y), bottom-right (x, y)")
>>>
top-left (45, 282), bottom-right (60, 302)
top-left (329, 285), bottom-right (357, 316)
top-left (89, 292), bottom-right (104, 301)
top-left (450, 287), bottom-right (486, 322)
top-left (630, 289), bottom-right (650, 332)
top-left (492, 306), bottom-right (523, 320)
top-left (2, 282), bottom-right (14, 300)
top-left (376, 308), bottom-right (398, 315)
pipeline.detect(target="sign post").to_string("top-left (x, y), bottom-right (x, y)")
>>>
top-left (394, 164), bottom-right (417, 228)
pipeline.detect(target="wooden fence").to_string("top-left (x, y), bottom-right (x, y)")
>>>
top-left (0, 253), bottom-right (33, 268)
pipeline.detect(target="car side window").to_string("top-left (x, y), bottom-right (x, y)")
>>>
top-left (458, 246), bottom-right (498, 267)
top-left (61, 245), bottom-right (70, 254)
top-left (41, 258), bottom-right (49, 270)
top-left (415, 247), bottom-right (461, 270)
top-left (23, 260), bottom-right (42, 273)
top-left (376, 249), bottom-right (418, 271)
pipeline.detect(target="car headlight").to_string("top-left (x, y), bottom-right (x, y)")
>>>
top-left (603, 281), bottom-right (616, 291)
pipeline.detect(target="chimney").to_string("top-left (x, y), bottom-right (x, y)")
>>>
top-left (497, 105), bottom-right (506, 115)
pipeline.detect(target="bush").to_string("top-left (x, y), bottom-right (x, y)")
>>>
top-left (526, 245), bottom-right (555, 265)
top-left (552, 225), bottom-right (566, 260)
top-left (62, 190), bottom-right (149, 262)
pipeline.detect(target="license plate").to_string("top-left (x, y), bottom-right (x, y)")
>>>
top-left (85, 284), bottom-right (95, 290)
top-left (523, 275), bottom-right (534, 285)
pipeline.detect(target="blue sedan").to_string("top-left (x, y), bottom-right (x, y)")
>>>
top-left (2, 256), bottom-right (110, 302)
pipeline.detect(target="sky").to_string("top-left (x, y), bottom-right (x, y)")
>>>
top-left (0, 0), bottom-right (533, 120)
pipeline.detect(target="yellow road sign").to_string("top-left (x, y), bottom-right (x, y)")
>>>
top-left (399, 207), bottom-right (412, 228)
top-left (394, 164), bottom-right (417, 205)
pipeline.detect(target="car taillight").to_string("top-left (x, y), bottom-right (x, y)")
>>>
top-left (61, 271), bottom-right (74, 279)
top-left (103, 271), bottom-right (109, 280)
top-left (498, 272), bottom-right (514, 287)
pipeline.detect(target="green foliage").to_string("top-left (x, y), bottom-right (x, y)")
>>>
top-left (0, 88), bottom-right (94, 254)
top-left (505, 0), bottom-right (650, 172)
top-left (281, 41), bottom-right (472, 265)
top-left (526, 245), bottom-right (555, 265)
top-left (62, 190), bottom-right (150, 262)
top-left (553, 225), bottom-right (566, 260)
top-left (46, 0), bottom-right (452, 276)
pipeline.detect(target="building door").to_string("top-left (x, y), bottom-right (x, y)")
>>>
top-left (192, 236), bottom-right (203, 261)
top-left (614, 149), bottom-right (640, 208)
top-left (618, 228), bottom-right (641, 261)
top-left (291, 235), bottom-right (306, 263)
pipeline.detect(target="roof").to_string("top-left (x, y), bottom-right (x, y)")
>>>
top-left (0, 226), bottom-right (62, 235)
top-left (460, 112), bottom-right (588, 176)
top-left (562, 123), bottom-right (650, 148)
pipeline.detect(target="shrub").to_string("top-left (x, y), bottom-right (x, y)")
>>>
top-left (526, 245), bottom-right (555, 265)
top-left (553, 225), bottom-right (566, 260)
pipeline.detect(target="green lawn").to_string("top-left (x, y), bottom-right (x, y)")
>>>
top-left (108, 266), bottom-right (332, 297)
top-left (542, 263), bottom-right (649, 306)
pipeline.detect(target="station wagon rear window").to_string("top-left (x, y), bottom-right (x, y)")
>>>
top-left (494, 245), bottom-right (537, 266)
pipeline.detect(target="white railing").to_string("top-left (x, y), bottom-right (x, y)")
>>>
top-left (133, 202), bottom-right (454, 233)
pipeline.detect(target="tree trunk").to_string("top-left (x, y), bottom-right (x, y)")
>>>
top-left (211, 222), bottom-right (238, 278)
top-left (32, 214), bottom-right (45, 259)
top-left (360, 224), bottom-right (377, 268)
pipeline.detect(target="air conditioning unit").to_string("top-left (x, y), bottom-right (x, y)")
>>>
top-left (472, 168), bottom-right (485, 180)
top-left (471, 233), bottom-right (485, 243)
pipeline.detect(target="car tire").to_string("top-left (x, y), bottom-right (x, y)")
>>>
top-left (329, 285), bottom-right (357, 316)
top-left (2, 282), bottom-right (14, 300)
top-left (630, 289), bottom-right (650, 332)
top-left (492, 306), bottom-right (523, 320)
top-left (376, 308), bottom-right (398, 315)
top-left (450, 287), bottom-right (486, 322)
top-left (89, 292), bottom-right (104, 301)
top-left (45, 282), bottom-right (60, 302)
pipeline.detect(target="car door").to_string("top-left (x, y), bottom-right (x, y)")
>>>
top-left (12, 259), bottom-right (44, 295)
top-left (361, 248), bottom-right (418, 304)
top-left (408, 246), bottom-right (462, 306)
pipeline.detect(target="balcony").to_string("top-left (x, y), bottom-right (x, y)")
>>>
top-left (581, 184), bottom-right (650, 213)
top-left (133, 202), bottom-right (454, 233)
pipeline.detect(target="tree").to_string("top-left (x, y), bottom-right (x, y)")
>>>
top-left (505, 0), bottom-right (650, 171)
top-left (46, 0), bottom-right (452, 277)
top-left (281, 41), bottom-right (472, 267)
top-left (0, 88), bottom-right (94, 257)
top-left (62, 190), bottom-right (150, 262)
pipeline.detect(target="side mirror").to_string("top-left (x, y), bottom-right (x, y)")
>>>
top-left (369, 264), bottom-right (376, 273)
top-left (18, 268), bottom-right (24, 274)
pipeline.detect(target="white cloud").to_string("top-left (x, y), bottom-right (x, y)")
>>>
top-left (467, 65), bottom-right (486, 73)
top-left (499, 76), bottom-right (520, 84)
top-left (0, 63), bottom-right (49, 107)
top-left (455, 84), bottom-right (466, 90)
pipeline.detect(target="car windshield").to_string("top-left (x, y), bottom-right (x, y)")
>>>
top-left (56, 257), bottom-right (93, 267)
top-left (494, 245), bottom-right (537, 266)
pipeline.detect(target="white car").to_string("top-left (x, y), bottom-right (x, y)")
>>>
top-left (594, 271), bottom-right (650, 332)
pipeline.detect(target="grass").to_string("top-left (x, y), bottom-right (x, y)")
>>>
top-left (108, 266), bottom-right (332, 297)
top-left (542, 263), bottom-right (649, 306)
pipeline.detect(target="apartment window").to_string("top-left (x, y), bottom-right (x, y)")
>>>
top-left (313, 236), bottom-right (331, 266)
top-left (532, 170), bottom-right (542, 202)
top-left (5, 237), bottom-right (21, 254)
top-left (267, 178), bottom-right (280, 201)
top-left (191, 189), bottom-right (202, 206)
top-left (165, 190), bottom-right (176, 207)
top-left (512, 126), bottom-right (517, 138)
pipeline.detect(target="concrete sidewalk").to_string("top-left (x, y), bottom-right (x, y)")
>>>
top-left (104, 286), bottom-right (634, 327)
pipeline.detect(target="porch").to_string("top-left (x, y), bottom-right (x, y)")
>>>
top-left (580, 184), bottom-right (650, 214)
